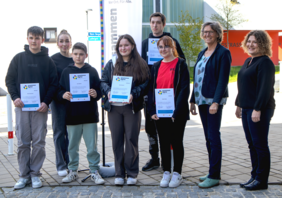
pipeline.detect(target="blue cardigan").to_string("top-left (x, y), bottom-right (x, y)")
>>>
top-left (190, 43), bottom-right (232, 104)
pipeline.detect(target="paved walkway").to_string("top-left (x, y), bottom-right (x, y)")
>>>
top-left (0, 82), bottom-right (281, 196)
top-left (1, 185), bottom-right (282, 198)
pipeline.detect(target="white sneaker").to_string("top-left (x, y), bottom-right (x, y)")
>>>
top-left (115, 178), bottom-right (125, 185)
top-left (91, 170), bottom-right (105, 185)
top-left (127, 177), bottom-right (137, 185)
top-left (160, 171), bottom-right (171, 188)
top-left (62, 170), bottom-right (78, 183)
top-left (31, 177), bottom-right (42, 188)
top-left (57, 169), bottom-right (68, 177)
top-left (169, 172), bottom-right (183, 188)
top-left (14, 178), bottom-right (31, 189)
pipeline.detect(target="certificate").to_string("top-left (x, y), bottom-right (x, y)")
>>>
top-left (20, 83), bottom-right (41, 111)
top-left (155, 88), bottom-right (175, 118)
top-left (110, 76), bottom-right (133, 102)
top-left (148, 38), bottom-right (162, 65)
top-left (69, 73), bottom-right (90, 102)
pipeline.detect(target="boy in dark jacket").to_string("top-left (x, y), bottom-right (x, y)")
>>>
top-left (58, 42), bottom-right (104, 185)
top-left (5, 26), bottom-right (58, 189)
top-left (141, 12), bottom-right (186, 172)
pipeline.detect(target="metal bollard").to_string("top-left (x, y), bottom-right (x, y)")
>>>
top-left (6, 94), bottom-right (14, 155)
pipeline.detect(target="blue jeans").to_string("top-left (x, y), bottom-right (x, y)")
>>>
top-left (198, 105), bottom-right (223, 179)
top-left (242, 108), bottom-right (274, 184)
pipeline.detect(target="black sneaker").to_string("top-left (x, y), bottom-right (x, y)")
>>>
top-left (142, 159), bottom-right (160, 171)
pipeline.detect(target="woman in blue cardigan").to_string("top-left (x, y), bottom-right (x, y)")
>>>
top-left (190, 22), bottom-right (231, 188)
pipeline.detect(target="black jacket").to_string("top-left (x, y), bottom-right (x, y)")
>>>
top-left (100, 60), bottom-right (149, 113)
top-left (58, 63), bottom-right (101, 125)
top-left (141, 32), bottom-right (185, 68)
top-left (235, 56), bottom-right (275, 111)
top-left (5, 45), bottom-right (58, 105)
top-left (148, 58), bottom-right (190, 120)
top-left (190, 43), bottom-right (231, 104)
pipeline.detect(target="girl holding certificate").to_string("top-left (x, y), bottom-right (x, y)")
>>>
top-left (100, 34), bottom-right (149, 186)
top-left (147, 36), bottom-right (190, 188)
top-left (51, 30), bottom-right (73, 177)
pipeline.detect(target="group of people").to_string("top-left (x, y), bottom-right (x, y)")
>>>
top-left (5, 12), bottom-right (275, 191)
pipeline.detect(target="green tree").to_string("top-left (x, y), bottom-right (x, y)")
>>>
top-left (175, 10), bottom-right (203, 68)
top-left (210, 0), bottom-right (247, 49)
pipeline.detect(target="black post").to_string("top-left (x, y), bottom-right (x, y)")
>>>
top-left (101, 96), bottom-right (106, 166)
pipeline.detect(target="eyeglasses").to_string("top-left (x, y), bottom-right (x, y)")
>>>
top-left (157, 45), bottom-right (171, 50)
top-left (202, 31), bottom-right (215, 35)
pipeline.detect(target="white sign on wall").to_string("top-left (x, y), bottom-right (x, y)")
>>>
top-left (103, 0), bottom-right (143, 64)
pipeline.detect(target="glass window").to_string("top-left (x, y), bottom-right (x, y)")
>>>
top-left (162, 0), bottom-right (203, 23)
top-left (142, 26), bottom-right (152, 40)
top-left (143, 0), bottom-right (154, 23)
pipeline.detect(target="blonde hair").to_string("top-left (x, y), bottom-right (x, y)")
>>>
top-left (241, 30), bottom-right (272, 57)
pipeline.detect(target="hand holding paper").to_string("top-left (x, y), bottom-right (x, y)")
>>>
top-left (89, 89), bottom-right (97, 98)
top-left (14, 98), bottom-right (24, 108)
top-left (63, 92), bottom-right (73, 101)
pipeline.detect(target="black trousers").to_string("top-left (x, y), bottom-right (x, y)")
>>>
top-left (155, 118), bottom-right (187, 174)
top-left (242, 108), bottom-right (274, 183)
top-left (144, 109), bottom-right (160, 160)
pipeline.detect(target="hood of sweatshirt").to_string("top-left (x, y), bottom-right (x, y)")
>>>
top-left (65, 62), bottom-right (92, 70)
top-left (24, 45), bottom-right (49, 56)
top-left (148, 32), bottom-right (172, 39)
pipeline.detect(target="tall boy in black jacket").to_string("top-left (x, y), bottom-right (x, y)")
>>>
top-left (141, 12), bottom-right (186, 171)
top-left (5, 26), bottom-right (58, 189)
top-left (58, 43), bottom-right (105, 185)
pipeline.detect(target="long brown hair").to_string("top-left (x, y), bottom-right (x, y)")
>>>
top-left (157, 36), bottom-right (179, 57)
top-left (114, 34), bottom-right (149, 83)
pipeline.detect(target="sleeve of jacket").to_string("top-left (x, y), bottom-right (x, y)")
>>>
top-left (57, 69), bottom-right (68, 102)
top-left (100, 60), bottom-right (112, 96)
top-left (173, 61), bottom-right (190, 119)
top-left (43, 59), bottom-right (58, 105)
top-left (141, 39), bottom-right (148, 62)
top-left (213, 50), bottom-right (232, 104)
top-left (254, 58), bottom-right (275, 111)
top-left (131, 78), bottom-right (149, 100)
top-left (91, 68), bottom-right (102, 102)
top-left (5, 55), bottom-right (20, 101)
top-left (147, 65), bottom-right (157, 116)
top-left (175, 39), bottom-right (186, 60)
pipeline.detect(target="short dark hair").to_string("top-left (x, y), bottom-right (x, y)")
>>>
top-left (149, 12), bottom-right (166, 25)
top-left (72, 42), bottom-right (87, 54)
top-left (27, 26), bottom-right (44, 38)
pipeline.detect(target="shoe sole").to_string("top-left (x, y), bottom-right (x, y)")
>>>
top-left (142, 165), bottom-right (159, 172)
top-left (115, 183), bottom-right (124, 186)
top-left (160, 184), bottom-right (169, 188)
top-left (198, 183), bottom-right (219, 189)
top-left (32, 184), bottom-right (42, 189)
top-left (14, 181), bottom-right (32, 190)
top-left (169, 179), bottom-right (183, 188)
top-left (199, 177), bottom-right (221, 182)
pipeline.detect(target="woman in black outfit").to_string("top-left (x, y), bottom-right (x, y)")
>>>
top-left (235, 30), bottom-right (275, 191)
top-left (100, 34), bottom-right (149, 186)
top-left (51, 30), bottom-right (73, 177)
